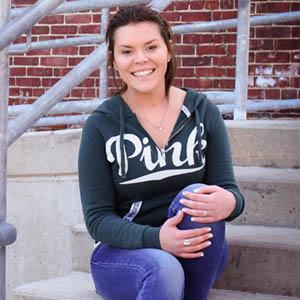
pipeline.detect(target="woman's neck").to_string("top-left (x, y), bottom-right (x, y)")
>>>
top-left (123, 86), bottom-right (170, 109)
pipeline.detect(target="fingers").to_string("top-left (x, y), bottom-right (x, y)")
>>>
top-left (166, 209), bottom-right (184, 226)
top-left (179, 226), bottom-right (211, 239)
top-left (192, 185), bottom-right (222, 194)
top-left (181, 207), bottom-right (209, 217)
top-left (180, 198), bottom-right (211, 210)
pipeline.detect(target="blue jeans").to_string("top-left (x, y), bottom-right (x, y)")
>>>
top-left (90, 184), bottom-right (228, 300)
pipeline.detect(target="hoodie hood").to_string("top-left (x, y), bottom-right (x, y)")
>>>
top-left (93, 88), bottom-right (208, 179)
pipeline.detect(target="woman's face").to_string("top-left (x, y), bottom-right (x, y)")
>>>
top-left (113, 21), bottom-right (170, 95)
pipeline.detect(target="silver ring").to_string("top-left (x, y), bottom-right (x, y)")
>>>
top-left (203, 209), bottom-right (208, 217)
top-left (183, 239), bottom-right (191, 247)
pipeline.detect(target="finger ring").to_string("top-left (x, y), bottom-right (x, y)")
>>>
top-left (183, 239), bottom-right (191, 247)
top-left (203, 209), bottom-right (208, 217)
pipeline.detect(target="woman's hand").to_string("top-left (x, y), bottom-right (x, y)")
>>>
top-left (180, 185), bottom-right (236, 223)
top-left (159, 211), bottom-right (213, 259)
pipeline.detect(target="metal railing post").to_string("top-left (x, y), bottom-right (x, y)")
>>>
top-left (234, 0), bottom-right (250, 120)
top-left (0, 2), bottom-right (17, 300)
top-left (99, 8), bottom-right (109, 99)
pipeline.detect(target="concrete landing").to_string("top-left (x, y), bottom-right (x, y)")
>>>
top-left (14, 271), bottom-right (300, 300)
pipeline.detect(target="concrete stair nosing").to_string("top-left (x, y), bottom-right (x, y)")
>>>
top-left (14, 271), bottom-right (300, 300)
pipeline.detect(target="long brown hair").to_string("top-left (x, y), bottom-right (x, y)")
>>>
top-left (105, 6), bottom-right (177, 95)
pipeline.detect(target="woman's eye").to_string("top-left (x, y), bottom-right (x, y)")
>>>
top-left (121, 50), bottom-right (132, 55)
top-left (147, 45), bottom-right (157, 51)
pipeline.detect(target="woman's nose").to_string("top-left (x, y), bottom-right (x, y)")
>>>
top-left (134, 51), bottom-right (148, 63)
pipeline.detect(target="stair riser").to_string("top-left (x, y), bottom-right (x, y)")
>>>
top-left (71, 232), bottom-right (94, 272)
top-left (215, 246), bottom-right (300, 297)
top-left (234, 181), bottom-right (300, 228)
top-left (227, 124), bottom-right (300, 169)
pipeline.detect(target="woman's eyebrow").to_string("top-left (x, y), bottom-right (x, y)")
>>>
top-left (118, 39), bottom-right (159, 48)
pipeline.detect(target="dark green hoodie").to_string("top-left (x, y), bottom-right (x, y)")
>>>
top-left (78, 88), bottom-right (245, 249)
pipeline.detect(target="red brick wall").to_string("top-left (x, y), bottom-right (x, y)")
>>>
top-left (9, 0), bottom-right (300, 124)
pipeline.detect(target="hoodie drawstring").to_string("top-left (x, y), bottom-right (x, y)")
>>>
top-left (120, 100), bottom-right (127, 179)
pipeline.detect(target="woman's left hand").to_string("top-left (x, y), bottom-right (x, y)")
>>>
top-left (180, 185), bottom-right (236, 223)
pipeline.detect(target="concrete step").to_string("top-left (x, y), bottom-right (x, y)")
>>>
top-left (216, 225), bottom-right (300, 297)
top-left (226, 120), bottom-right (300, 169)
top-left (234, 166), bottom-right (300, 228)
top-left (14, 271), bottom-right (300, 300)
top-left (8, 121), bottom-right (300, 177)
top-left (71, 223), bottom-right (300, 296)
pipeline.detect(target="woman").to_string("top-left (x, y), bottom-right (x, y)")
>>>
top-left (78, 6), bottom-right (245, 300)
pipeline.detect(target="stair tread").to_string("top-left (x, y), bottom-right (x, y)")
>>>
top-left (226, 224), bottom-right (300, 250)
top-left (72, 223), bottom-right (300, 251)
top-left (15, 271), bottom-right (300, 300)
top-left (234, 166), bottom-right (300, 184)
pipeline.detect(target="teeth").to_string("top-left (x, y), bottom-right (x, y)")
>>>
top-left (133, 69), bottom-right (154, 77)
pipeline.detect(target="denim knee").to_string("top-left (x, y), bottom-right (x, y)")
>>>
top-left (167, 183), bottom-right (225, 233)
top-left (138, 249), bottom-right (185, 300)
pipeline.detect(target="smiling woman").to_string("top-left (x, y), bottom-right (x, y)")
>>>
top-left (78, 6), bottom-right (245, 300)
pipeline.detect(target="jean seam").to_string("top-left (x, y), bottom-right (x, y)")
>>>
top-left (91, 261), bottom-right (148, 274)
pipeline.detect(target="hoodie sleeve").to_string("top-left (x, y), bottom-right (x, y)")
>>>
top-left (78, 114), bottom-right (161, 249)
top-left (203, 99), bottom-right (245, 221)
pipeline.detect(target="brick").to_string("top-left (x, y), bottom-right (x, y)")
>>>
top-left (27, 68), bottom-right (53, 76)
top-left (79, 46), bottom-right (96, 55)
top-left (227, 45), bottom-right (236, 55)
top-left (78, 25), bottom-right (100, 34)
top-left (39, 35), bottom-right (62, 41)
top-left (9, 88), bottom-right (21, 97)
top-left (291, 3), bottom-right (300, 11)
top-left (292, 52), bottom-right (300, 63)
top-left (204, 1), bottom-right (219, 10)
top-left (281, 89), bottom-right (298, 99)
top-left (14, 56), bottom-right (39, 65)
top-left (51, 26), bottom-right (78, 35)
top-left (265, 89), bottom-right (280, 99)
top-left (68, 57), bottom-right (84, 66)
top-left (176, 67), bottom-right (195, 77)
top-left (275, 39), bottom-right (300, 50)
top-left (181, 12), bottom-right (211, 22)
top-left (92, 14), bottom-right (101, 23)
top-left (277, 77), bottom-right (290, 88)
top-left (175, 1), bottom-right (189, 10)
top-left (213, 56), bottom-right (235, 66)
top-left (197, 45), bottom-right (225, 55)
top-left (16, 77), bottom-right (41, 87)
top-left (183, 34), bottom-right (213, 44)
top-left (33, 88), bottom-right (46, 97)
top-left (226, 67), bottom-right (235, 77)
top-left (223, 33), bottom-right (236, 43)
top-left (250, 39), bottom-right (273, 51)
top-left (212, 79), bottom-right (235, 89)
top-left (291, 77), bottom-right (300, 88)
top-left (26, 49), bottom-right (51, 56)
top-left (13, 0), bottom-right (35, 4)
top-left (184, 78), bottom-right (213, 89)
top-left (175, 45), bottom-right (195, 55)
top-left (255, 52), bottom-right (290, 63)
top-left (53, 68), bottom-right (71, 77)
top-left (65, 14), bottom-right (91, 24)
top-left (213, 11), bottom-right (237, 20)
top-left (161, 12), bottom-right (181, 22)
top-left (292, 27), bottom-right (300, 38)
top-left (256, 2), bottom-right (289, 14)
top-left (196, 67), bottom-right (226, 77)
top-left (39, 15), bottom-right (64, 24)
top-left (41, 57), bottom-right (67, 67)
top-left (190, 1), bottom-right (204, 10)
top-left (182, 56), bottom-right (212, 66)
top-left (10, 67), bottom-right (26, 76)
top-left (41, 78), bottom-right (60, 87)
top-left (220, 0), bottom-right (234, 9)
top-left (248, 88), bottom-right (266, 99)
top-left (78, 79), bottom-right (95, 88)
top-left (9, 78), bottom-right (15, 85)
top-left (256, 26), bottom-right (291, 38)
top-left (31, 26), bottom-right (49, 35)
top-left (52, 47), bottom-right (78, 55)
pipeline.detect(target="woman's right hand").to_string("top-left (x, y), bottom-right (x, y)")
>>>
top-left (159, 210), bottom-right (213, 259)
